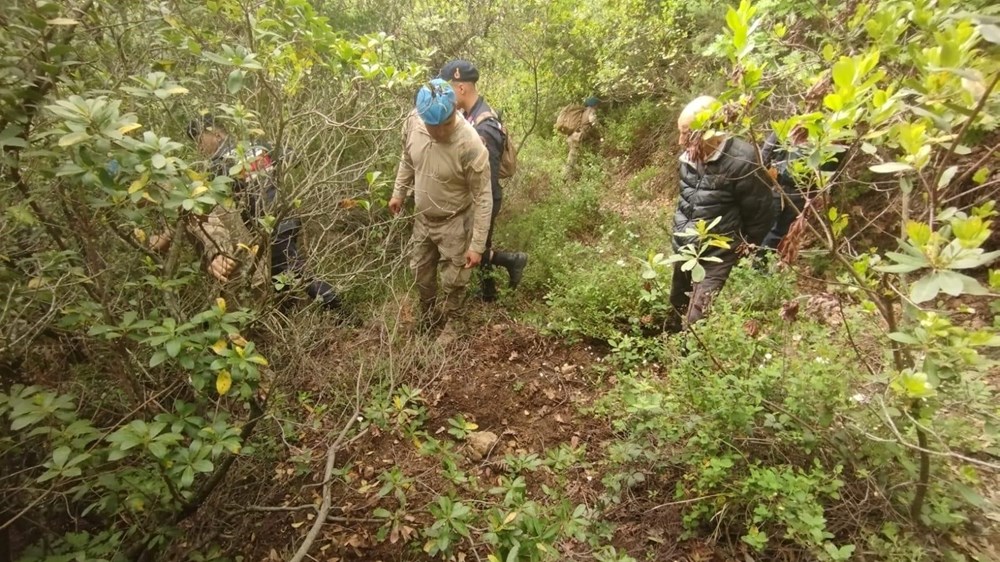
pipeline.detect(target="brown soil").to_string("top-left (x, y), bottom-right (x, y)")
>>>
top-left (181, 312), bottom-right (714, 561)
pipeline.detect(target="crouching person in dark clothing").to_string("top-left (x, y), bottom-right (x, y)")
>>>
top-left (757, 127), bottom-right (844, 259)
top-left (666, 96), bottom-right (776, 331)
top-left (186, 116), bottom-right (339, 309)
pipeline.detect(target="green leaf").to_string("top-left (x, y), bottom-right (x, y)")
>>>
top-left (936, 270), bottom-right (964, 296)
top-left (506, 543), bottom-right (520, 562)
top-left (58, 131), bottom-right (90, 147)
top-left (151, 153), bottom-right (167, 169)
top-left (884, 251), bottom-right (928, 267)
top-left (149, 350), bottom-right (167, 368)
top-left (148, 441), bottom-right (168, 459)
top-left (894, 371), bottom-right (936, 399)
top-left (954, 483), bottom-right (986, 507)
top-left (877, 263), bottom-right (922, 273)
top-left (870, 162), bottom-right (913, 174)
top-left (972, 167), bottom-right (990, 184)
top-left (831, 57), bottom-right (855, 89)
top-left (691, 263), bottom-right (706, 283)
top-left (888, 332), bottom-right (919, 345)
top-left (938, 166), bottom-right (958, 189)
top-left (165, 339), bottom-right (182, 358)
top-left (979, 24), bottom-right (1000, 44)
top-left (910, 274), bottom-right (939, 303)
top-left (107, 448), bottom-right (129, 461)
top-left (191, 459), bottom-right (214, 473)
top-left (227, 70), bottom-right (245, 94)
top-left (52, 446), bottom-right (71, 467)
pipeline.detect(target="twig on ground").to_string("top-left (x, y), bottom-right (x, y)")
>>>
top-left (288, 366), bottom-right (366, 562)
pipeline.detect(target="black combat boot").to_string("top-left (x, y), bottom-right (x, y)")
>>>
top-left (480, 274), bottom-right (498, 302)
top-left (491, 251), bottom-right (528, 288)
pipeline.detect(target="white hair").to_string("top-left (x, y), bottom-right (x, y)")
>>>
top-left (678, 95), bottom-right (719, 126)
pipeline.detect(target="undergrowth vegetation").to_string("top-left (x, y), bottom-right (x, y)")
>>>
top-left (1, 0), bottom-right (998, 560)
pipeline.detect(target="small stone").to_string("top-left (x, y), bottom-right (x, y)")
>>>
top-left (466, 431), bottom-right (499, 461)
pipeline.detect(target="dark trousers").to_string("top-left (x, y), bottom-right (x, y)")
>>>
top-left (271, 224), bottom-right (338, 306)
top-left (479, 199), bottom-right (502, 299)
top-left (761, 192), bottom-right (805, 251)
top-left (242, 187), bottom-right (339, 307)
top-left (481, 198), bottom-right (501, 266)
top-left (667, 251), bottom-right (740, 330)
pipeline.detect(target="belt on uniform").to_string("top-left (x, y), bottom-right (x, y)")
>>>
top-left (419, 204), bottom-right (471, 224)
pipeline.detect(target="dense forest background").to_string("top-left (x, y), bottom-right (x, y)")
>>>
top-left (2, 0), bottom-right (999, 560)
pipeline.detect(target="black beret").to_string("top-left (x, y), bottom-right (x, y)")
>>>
top-left (439, 60), bottom-right (479, 83)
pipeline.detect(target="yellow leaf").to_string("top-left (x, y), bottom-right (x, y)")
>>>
top-left (234, 345), bottom-right (245, 358)
top-left (488, 555), bottom-right (501, 562)
top-left (503, 511), bottom-right (517, 525)
top-left (216, 370), bottom-right (232, 395)
top-left (133, 228), bottom-right (147, 244)
top-left (128, 173), bottom-right (149, 194)
top-left (216, 297), bottom-right (226, 313)
top-left (47, 18), bottom-right (80, 26)
top-left (536, 543), bottom-right (548, 552)
top-left (290, 520), bottom-right (304, 529)
top-left (228, 333), bottom-right (248, 346)
top-left (165, 85), bottom-right (189, 95)
top-left (211, 339), bottom-right (228, 355)
top-left (118, 122), bottom-right (142, 135)
top-left (28, 277), bottom-right (44, 290)
top-left (466, 422), bottom-right (479, 431)
top-left (236, 243), bottom-right (259, 255)
top-left (248, 355), bottom-right (269, 366)
top-left (191, 183), bottom-right (208, 196)
top-left (185, 169), bottom-right (206, 182)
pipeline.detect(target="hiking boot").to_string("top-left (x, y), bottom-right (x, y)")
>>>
top-left (417, 300), bottom-right (441, 334)
top-left (492, 251), bottom-right (528, 289)
top-left (434, 322), bottom-right (459, 347)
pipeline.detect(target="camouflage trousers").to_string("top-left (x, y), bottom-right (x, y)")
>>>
top-left (564, 129), bottom-right (584, 176)
top-left (409, 209), bottom-right (474, 326)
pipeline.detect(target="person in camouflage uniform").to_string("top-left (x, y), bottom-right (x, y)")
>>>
top-left (558, 96), bottom-right (599, 177)
top-left (184, 116), bottom-right (340, 309)
top-left (389, 80), bottom-right (493, 344)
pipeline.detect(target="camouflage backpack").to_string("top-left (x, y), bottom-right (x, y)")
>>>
top-left (555, 105), bottom-right (586, 135)
top-left (473, 111), bottom-right (518, 179)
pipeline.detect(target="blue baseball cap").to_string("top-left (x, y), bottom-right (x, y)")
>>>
top-left (416, 79), bottom-right (456, 125)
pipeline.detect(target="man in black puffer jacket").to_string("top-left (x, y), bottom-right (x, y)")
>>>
top-left (667, 96), bottom-right (776, 331)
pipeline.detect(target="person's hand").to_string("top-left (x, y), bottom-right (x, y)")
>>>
top-left (148, 232), bottom-right (172, 253)
top-left (464, 250), bottom-right (482, 269)
top-left (388, 197), bottom-right (403, 215)
top-left (208, 254), bottom-right (238, 282)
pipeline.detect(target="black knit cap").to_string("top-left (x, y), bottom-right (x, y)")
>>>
top-left (185, 115), bottom-right (216, 140)
top-left (438, 60), bottom-right (479, 83)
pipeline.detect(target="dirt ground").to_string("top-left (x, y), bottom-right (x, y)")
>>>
top-left (179, 312), bottom-right (724, 562)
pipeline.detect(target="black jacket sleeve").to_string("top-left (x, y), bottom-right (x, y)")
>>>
top-left (735, 162), bottom-right (778, 245)
top-left (475, 120), bottom-right (504, 201)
